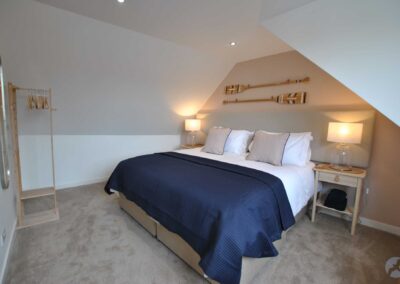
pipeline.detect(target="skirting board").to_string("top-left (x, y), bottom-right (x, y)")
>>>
top-left (0, 220), bottom-right (17, 284)
top-left (55, 177), bottom-right (108, 190)
top-left (318, 208), bottom-right (400, 237)
top-left (359, 217), bottom-right (400, 237)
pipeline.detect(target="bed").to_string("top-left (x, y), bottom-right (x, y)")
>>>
top-left (105, 109), bottom-right (375, 284)
top-left (105, 148), bottom-right (314, 284)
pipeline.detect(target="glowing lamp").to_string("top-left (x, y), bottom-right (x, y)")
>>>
top-left (327, 122), bottom-right (363, 171)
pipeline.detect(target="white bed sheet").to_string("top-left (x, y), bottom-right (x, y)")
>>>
top-left (175, 147), bottom-right (314, 216)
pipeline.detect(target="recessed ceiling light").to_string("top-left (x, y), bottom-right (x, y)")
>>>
top-left (230, 42), bottom-right (237, 47)
top-left (117, 0), bottom-right (125, 3)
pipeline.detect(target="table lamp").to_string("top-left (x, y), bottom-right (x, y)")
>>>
top-left (327, 122), bottom-right (363, 171)
top-left (185, 119), bottom-right (201, 146)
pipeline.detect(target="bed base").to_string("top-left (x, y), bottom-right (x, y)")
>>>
top-left (119, 193), bottom-right (305, 284)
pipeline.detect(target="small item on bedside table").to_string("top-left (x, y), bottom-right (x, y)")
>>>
top-left (324, 189), bottom-right (347, 211)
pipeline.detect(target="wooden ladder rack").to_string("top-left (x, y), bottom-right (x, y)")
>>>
top-left (8, 83), bottom-right (59, 229)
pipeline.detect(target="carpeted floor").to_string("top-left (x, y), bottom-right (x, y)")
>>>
top-left (5, 183), bottom-right (400, 284)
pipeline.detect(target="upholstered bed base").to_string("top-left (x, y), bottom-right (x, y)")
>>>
top-left (118, 193), bottom-right (305, 284)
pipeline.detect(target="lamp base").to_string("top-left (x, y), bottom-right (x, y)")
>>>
top-left (329, 164), bottom-right (352, 172)
top-left (187, 131), bottom-right (196, 147)
top-left (330, 143), bottom-right (352, 171)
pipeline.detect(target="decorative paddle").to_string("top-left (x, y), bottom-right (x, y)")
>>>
top-left (223, 92), bottom-right (307, 105)
top-left (224, 77), bottom-right (309, 95)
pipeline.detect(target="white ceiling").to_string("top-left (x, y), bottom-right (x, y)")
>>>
top-left (33, 0), bottom-right (313, 63)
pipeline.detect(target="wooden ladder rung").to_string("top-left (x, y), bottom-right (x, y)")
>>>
top-left (20, 187), bottom-right (56, 200)
top-left (18, 208), bottom-right (59, 229)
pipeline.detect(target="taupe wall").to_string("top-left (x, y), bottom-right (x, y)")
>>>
top-left (364, 112), bottom-right (400, 227)
top-left (202, 51), bottom-right (367, 112)
top-left (200, 51), bottom-right (400, 228)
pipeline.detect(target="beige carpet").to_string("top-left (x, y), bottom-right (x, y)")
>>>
top-left (5, 183), bottom-right (400, 284)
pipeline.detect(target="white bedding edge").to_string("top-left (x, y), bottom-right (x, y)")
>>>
top-left (175, 147), bottom-right (315, 217)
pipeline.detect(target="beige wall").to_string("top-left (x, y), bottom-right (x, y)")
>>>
top-left (202, 51), bottom-right (367, 112)
top-left (201, 51), bottom-right (400, 228)
top-left (364, 112), bottom-right (400, 227)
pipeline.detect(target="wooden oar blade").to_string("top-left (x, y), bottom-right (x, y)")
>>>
top-left (224, 85), bottom-right (237, 94)
top-left (224, 84), bottom-right (249, 94)
top-left (276, 92), bottom-right (307, 104)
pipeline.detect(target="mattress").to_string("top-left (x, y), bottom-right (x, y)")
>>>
top-left (175, 147), bottom-right (315, 216)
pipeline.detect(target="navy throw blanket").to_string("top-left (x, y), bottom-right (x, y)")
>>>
top-left (105, 152), bottom-right (294, 284)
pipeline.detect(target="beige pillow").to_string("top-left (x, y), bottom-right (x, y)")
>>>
top-left (247, 131), bottom-right (290, 166)
top-left (202, 127), bottom-right (231, 155)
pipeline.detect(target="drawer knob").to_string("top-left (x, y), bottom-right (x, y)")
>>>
top-left (334, 175), bottom-right (340, 182)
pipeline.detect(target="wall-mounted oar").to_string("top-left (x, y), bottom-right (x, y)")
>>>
top-left (223, 92), bottom-right (307, 105)
top-left (224, 77), bottom-right (309, 95)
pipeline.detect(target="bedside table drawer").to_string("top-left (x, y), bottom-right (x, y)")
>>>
top-left (319, 172), bottom-right (358, 187)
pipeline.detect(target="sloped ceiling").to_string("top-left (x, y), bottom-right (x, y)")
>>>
top-left (262, 0), bottom-right (400, 125)
top-left (0, 0), bottom-right (232, 134)
top-left (260, 0), bottom-right (315, 20)
top-left (19, 0), bottom-right (399, 127)
top-left (34, 0), bottom-right (293, 63)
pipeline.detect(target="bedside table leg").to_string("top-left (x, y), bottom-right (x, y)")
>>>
top-left (351, 179), bottom-right (362, 235)
top-left (311, 174), bottom-right (319, 222)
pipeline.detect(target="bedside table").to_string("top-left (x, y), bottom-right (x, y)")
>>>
top-left (180, 144), bottom-right (204, 149)
top-left (311, 163), bottom-right (366, 235)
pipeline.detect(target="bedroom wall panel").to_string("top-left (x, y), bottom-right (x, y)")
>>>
top-left (19, 135), bottom-right (181, 190)
top-left (0, 0), bottom-right (230, 190)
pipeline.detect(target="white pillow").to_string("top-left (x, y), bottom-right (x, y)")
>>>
top-left (224, 130), bottom-right (254, 155)
top-left (249, 131), bottom-right (313, 166)
top-left (283, 132), bottom-right (313, 166)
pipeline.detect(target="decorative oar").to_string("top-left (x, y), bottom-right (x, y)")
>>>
top-left (224, 77), bottom-right (310, 95)
top-left (223, 92), bottom-right (307, 105)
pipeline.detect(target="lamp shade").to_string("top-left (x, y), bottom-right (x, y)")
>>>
top-left (327, 122), bottom-right (363, 144)
top-left (185, 119), bottom-right (201, 131)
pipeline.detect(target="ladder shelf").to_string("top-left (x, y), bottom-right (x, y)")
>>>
top-left (8, 83), bottom-right (59, 229)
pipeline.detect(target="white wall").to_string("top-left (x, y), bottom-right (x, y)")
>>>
top-left (0, 0), bottom-right (231, 136)
top-left (19, 135), bottom-right (181, 190)
top-left (0, 0), bottom-right (232, 190)
top-left (262, 0), bottom-right (400, 126)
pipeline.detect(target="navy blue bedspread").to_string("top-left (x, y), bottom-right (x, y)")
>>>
top-left (105, 152), bottom-right (294, 284)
